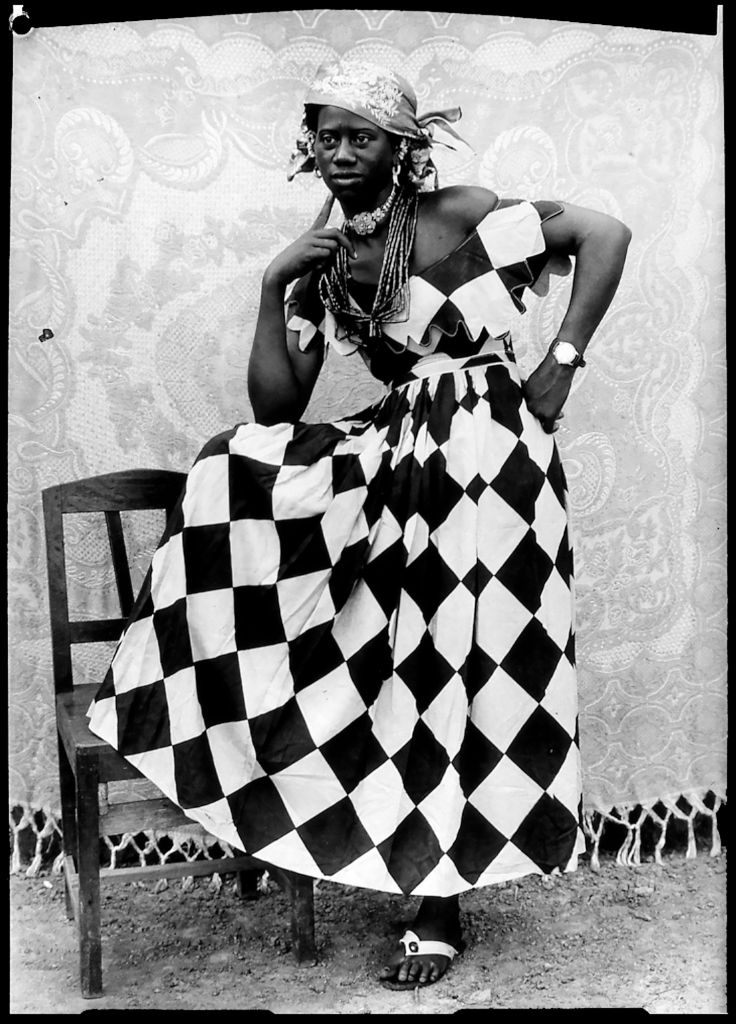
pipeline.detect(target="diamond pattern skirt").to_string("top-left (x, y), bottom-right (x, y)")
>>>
top-left (89, 353), bottom-right (586, 896)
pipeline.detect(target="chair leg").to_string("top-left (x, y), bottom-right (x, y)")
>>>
top-left (280, 870), bottom-right (317, 964)
top-left (235, 869), bottom-right (261, 901)
top-left (57, 734), bottom-right (78, 921)
top-left (76, 756), bottom-right (103, 998)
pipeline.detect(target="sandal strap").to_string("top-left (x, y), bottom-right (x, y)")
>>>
top-left (399, 930), bottom-right (458, 961)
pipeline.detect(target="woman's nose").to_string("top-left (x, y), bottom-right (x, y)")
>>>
top-left (334, 138), bottom-right (356, 163)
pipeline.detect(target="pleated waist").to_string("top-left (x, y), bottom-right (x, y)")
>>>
top-left (389, 335), bottom-right (519, 390)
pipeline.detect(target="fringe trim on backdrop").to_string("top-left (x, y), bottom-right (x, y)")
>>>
top-left (8, 802), bottom-right (266, 895)
top-left (583, 791), bottom-right (726, 870)
top-left (9, 791), bottom-right (726, 890)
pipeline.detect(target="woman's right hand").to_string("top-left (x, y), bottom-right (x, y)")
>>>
top-left (264, 193), bottom-right (356, 288)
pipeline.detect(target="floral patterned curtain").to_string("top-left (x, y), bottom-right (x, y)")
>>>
top-left (10, 13), bottom-right (725, 838)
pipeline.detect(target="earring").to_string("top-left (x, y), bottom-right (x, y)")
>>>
top-left (393, 137), bottom-right (409, 186)
top-left (305, 129), bottom-right (323, 178)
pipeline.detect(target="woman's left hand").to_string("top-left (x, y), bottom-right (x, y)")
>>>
top-left (522, 353), bottom-right (575, 433)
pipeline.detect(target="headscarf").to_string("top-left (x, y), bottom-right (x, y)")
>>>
top-left (287, 58), bottom-right (470, 191)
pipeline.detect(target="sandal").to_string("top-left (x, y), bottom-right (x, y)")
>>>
top-left (380, 929), bottom-right (466, 990)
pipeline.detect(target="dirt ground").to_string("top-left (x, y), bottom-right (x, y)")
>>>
top-left (10, 839), bottom-right (726, 1015)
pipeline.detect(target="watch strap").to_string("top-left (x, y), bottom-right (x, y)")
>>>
top-left (550, 339), bottom-right (586, 368)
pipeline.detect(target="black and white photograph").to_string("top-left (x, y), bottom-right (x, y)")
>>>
top-left (9, 8), bottom-right (725, 1014)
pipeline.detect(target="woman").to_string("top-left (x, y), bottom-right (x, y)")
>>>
top-left (89, 59), bottom-right (631, 990)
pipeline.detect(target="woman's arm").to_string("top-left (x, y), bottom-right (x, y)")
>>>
top-left (248, 194), bottom-right (355, 426)
top-left (248, 272), bottom-right (324, 426)
top-left (541, 203), bottom-right (632, 356)
top-left (523, 203), bottom-right (632, 432)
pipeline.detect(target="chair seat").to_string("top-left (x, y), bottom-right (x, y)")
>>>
top-left (57, 684), bottom-right (144, 783)
top-left (58, 685), bottom-right (225, 838)
top-left (58, 684), bottom-right (111, 746)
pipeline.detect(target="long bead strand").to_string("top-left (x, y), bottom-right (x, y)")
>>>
top-left (319, 185), bottom-right (419, 343)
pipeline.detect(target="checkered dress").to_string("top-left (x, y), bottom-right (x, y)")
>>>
top-left (88, 199), bottom-right (586, 896)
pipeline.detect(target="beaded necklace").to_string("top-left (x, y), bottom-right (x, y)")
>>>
top-left (344, 184), bottom-right (398, 236)
top-left (319, 185), bottom-right (419, 341)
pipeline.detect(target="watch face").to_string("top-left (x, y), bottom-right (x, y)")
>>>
top-left (554, 342), bottom-right (579, 364)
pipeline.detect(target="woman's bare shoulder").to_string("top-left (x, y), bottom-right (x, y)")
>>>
top-left (412, 186), bottom-right (501, 273)
top-left (419, 185), bottom-right (500, 231)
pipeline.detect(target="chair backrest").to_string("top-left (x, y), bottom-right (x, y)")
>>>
top-left (42, 469), bottom-right (186, 695)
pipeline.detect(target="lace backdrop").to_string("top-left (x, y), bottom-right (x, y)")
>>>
top-left (9, 13), bottom-right (725, 826)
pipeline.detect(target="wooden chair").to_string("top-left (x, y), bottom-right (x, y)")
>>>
top-left (43, 469), bottom-right (316, 998)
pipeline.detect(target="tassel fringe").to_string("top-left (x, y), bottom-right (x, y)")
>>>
top-left (10, 791), bottom-right (726, 886)
top-left (583, 792), bottom-right (726, 870)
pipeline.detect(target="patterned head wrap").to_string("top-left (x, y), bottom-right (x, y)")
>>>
top-left (287, 58), bottom-right (469, 191)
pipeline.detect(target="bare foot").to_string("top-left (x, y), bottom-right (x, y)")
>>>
top-left (379, 896), bottom-right (464, 988)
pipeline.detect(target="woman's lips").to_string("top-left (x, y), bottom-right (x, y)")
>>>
top-left (331, 173), bottom-right (362, 183)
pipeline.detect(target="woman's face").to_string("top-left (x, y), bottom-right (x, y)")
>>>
top-left (314, 105), bottom-right (396, 200)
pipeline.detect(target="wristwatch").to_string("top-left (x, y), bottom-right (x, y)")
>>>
top-left (549, 339), bottom-right (586, 369)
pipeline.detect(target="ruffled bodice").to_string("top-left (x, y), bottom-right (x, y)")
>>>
top-left (286, 198), bottom-right (567, 385)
